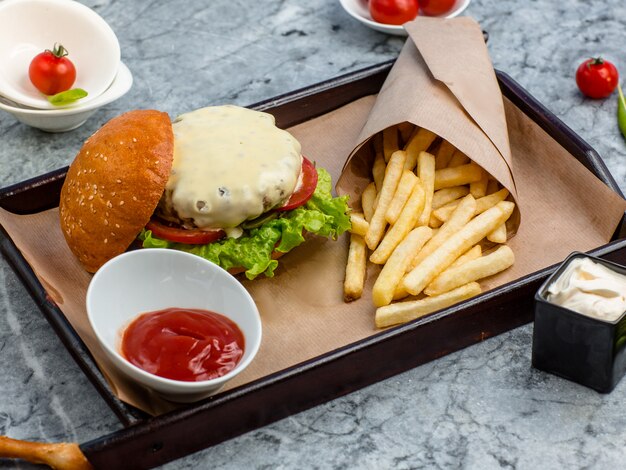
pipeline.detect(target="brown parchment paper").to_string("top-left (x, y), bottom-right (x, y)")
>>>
top-left (338, 17), bottom-right (520, 232)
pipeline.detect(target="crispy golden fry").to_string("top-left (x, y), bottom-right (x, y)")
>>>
top-left (376, 282), bottom-right (482, 328)
top-left (404, 128), bottom-right (437, 171)
top-left (370, 180), bottom-right (425, 264)
top-left (424, 245), bottom-right (514, 296)
top-left (432, 187), bottom-right (510, 223)
top-left (402, 201), bottom-right (515, 296)
top-left (434, 162), bottom-right (483, 190)
top-left (365, 150), bottom-right (407, 250)
top-left (416, 151), bottom-right (436, 226)
top-left (429, 214), bottom-right (444, 228)
top-left (448, 150), bottom-right (470, 167)
top-left (435, 140), bottom-right (457, 170)
top-left (344, 233), bottom-right (368, 302)
top-left (470, 169), bottom-right (489, 198)
top-left (386, 170), bottom-right (418, 224)
top-left (409, 194), bottom-right (477, 270)
top-left (487, 223), bottom-right (507, 243)
top-left (449, 244), bottom-right (482, 269)
top-left (0, 436), bottom-right (92, 470)
top-left (361, 182), bottom-right (377, 222)
top-left (373, 151), bottom-right (386, 193)
top-left (398, 122), bottom-right (415, 146)
top-left (372, 226), bottom-right (432, 307)
top-left (486, 178), bottom-right (500, 194)
top-left (349, 212), bottom-right (370, 237)
top-left (383, 126), bottom-right (399, 162)
top-left (432, 186), bottom-right (470, 209)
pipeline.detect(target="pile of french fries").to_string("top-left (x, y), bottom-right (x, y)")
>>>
top-left (343, 123), bottom-right (516, 328)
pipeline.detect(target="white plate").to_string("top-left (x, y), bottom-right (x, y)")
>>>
top-left (0, 62), bottom-right (133, 132)
top-left (0, 0), bottom-right (120, 109)
top-left (339, 0), bottom-right (472, 36)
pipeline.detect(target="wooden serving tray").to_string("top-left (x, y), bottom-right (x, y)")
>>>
top-left (1, 60), bottom-right (625, 469)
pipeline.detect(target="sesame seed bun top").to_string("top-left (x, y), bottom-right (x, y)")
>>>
top-left (59, 110), bottom-right (174, 273)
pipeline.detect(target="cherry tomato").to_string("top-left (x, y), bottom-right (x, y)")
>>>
top-left (575, 57), bottom-right (619, 99)
top-left (275, 157), bottom-right (318, 211)
top-left (420, 0), bottom-right (455, 16)
top-left (28, 43), bottom-right (76, 95)
top-left (145, 219), bottom-right (226, 245)
top-left (369, 0), bottom-right (419, 25)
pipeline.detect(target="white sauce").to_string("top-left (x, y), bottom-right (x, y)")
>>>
top-left (547, 257), bottom-right (626, 322)
top-left (161, 105), bottom-right (302, 229)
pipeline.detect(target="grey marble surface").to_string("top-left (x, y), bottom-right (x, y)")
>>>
top-left (1, 0), bottom-right (625, 468)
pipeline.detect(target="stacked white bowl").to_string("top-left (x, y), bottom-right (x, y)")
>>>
top-left (0, 0), bottom-right (132, 132)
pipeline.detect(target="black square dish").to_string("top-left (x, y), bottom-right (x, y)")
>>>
top-left (533, 252), bottom-right (626, 393)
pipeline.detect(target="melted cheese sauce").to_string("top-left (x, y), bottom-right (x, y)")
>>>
top-left (159, 105), bottom-right (302, 229)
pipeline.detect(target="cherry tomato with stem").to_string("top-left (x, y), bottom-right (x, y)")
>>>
top-left (420, 0), bottom-right (455, 16)
top-left (28, 43), bottom-right (77, 95)
top-left (575, 57), bottom-right (619, 99)
top-left (369, 0), bottom-right (419, 25)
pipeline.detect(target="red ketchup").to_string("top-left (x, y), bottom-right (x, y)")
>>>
top-left (121, 308), bottom-right (245, 382)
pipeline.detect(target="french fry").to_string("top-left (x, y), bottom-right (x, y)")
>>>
top-left (402, 201), bottom-right (515, 296)
top-left (434, 162), bottom-right (483, 190)
top-left (372, 151), bottom-right (386, 193)
top-left (432, 186), bottom-right (470, 209)
top-left (361, 182), bottom-right (377, 222)
top-left (416, 151), bottom-right (436, 226)
top-left (344, 233), bottom-right (367, 302)
top-left (469, 169), bottom-right (489, 198)
top-left (383, 126), bottom-right (399, 162)
top-left (429, 214), bottom-right (444, 228)
top-left (397, 122), bottom-right (415, 145)
top-left (376, 282), bottom-right (482, 328)
top-left (449, 244), bottom-right (482, 269)
top-left (432, 187), bottom-right (510, 223)
top-left (370, 180), bottom-right (425, 264)
top-left (372, 226), bottom-right (432, 307)
top-left (435, 140), bottom-right (456, 170)
top-left (349, 212), bottom-right (369, 237)
top-left (385, 170), bottom-right (418, 224)
top-left (404, 128), bottom-right (437, 171)
top-left (365, 150), bottom-right (407, 250)
top-left (487, 223), bottom-right (507, 243)
top-left (424, 245), bottom-right (514, 296)
top-left (408, 194), bottom-right (477, 270)
top-left (448, 150), bottom-right (469, 167)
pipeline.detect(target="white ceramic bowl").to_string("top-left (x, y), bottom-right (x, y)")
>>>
top-left (0, 61), bottom-right (132, 132)
top-left (339, 0), bottom-right (472, 36)
top-left (0, 0), bottom-right (120, 109)
top-left (86, 249), bottom-right (262, 403)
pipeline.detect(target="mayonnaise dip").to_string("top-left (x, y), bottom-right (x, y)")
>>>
top-left (159, 105), bottom-right (302, 229)
top-left (546, 257), bottom-right (626, 322)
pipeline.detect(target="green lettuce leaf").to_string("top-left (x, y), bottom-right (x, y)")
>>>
top-left (140, 167), bottom-right (351, 280)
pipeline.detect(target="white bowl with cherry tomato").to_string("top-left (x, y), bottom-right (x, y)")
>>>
top-left (0, 0), bottom-right (120, 109)
top-left (339, 0), bottom-right (471, 35)
top-left (87, 248), bottom-right (263, 403)
top-left (0, 62), bottom-right (133, 133)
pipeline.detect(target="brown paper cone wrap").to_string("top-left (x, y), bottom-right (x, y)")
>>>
top-left (337, 17), bottom-right (520, 234)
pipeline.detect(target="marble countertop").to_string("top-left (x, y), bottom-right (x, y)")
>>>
top-left (1, 0), bottom-right (625, 468)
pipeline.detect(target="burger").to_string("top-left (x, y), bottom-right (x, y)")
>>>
top-left (59, 106), bottom-right (351, 278)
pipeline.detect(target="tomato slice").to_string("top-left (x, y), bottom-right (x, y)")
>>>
top-left (145, 218), bottom-right (226, 245)
top-left (275, 156), bottom-right (318, 212)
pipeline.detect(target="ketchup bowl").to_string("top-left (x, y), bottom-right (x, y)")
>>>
top-left (86, 249), bottom-right (262, 403)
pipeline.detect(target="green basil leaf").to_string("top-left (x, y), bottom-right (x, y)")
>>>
top-left (47, 88), bottom-right (88, 106)
top-left (618, 84), bottom-right (626, 140)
